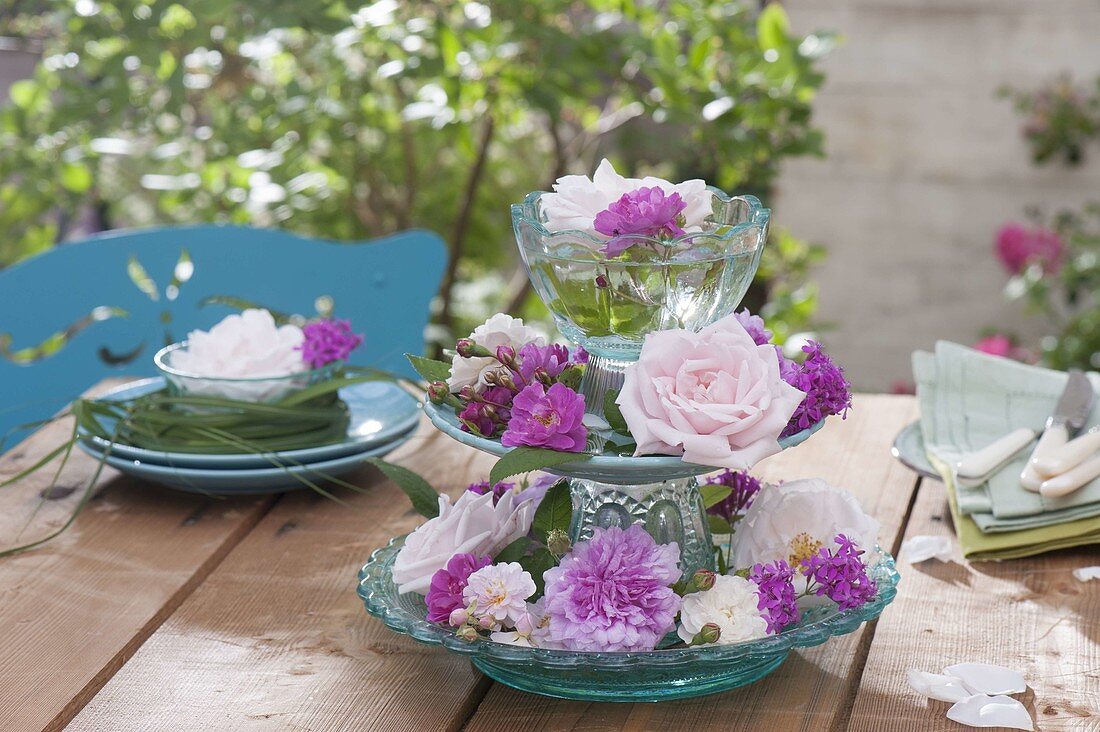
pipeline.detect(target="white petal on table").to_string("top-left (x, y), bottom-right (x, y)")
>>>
top-left (902, 535), bottom-right (954, 563)
top-left (943, 663), bottom-right (1028, 696)
top-left (906, 669), bottom-right (971, 702)
top-left (946, 694), bottom-right (1033, 730)
top-left (1072, 566), bottom-right (1100, 582)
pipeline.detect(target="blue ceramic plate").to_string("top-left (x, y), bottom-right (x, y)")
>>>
top-left (358, 535), bottom-right (899, 701)
top-left (891, 420), bottom-right (938, 479)
top-left (79, 377), bottom-right (422, 469)
top-left (423, 402), bottom-right (824, 485)
top-left (76, 431), bottom-right (412, 495)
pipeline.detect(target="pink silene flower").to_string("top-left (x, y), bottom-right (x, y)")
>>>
top-left (994, 222), bottom-right (1064, 275)
top-left (748, 559), bottom-right (800, 634)
top-left (973, 335), bottom-right (1032, 362)
top-left (780, 342), bottom-right (852, 439)
top-left (705, 470), bottom-right (763, 523)
top-left (425, 553), bottom-right (492, 624)
top-left (542, 524), bottom-right (682, 652)
top-left (800, 534), bottom-right (878, 611)
top-left (462, 562), bottom-right (537, 629)
top-left (501, 382), bottom-right (587, 452)
top-left (594, 186), bottom-right (687, 257)
top-left (298, 318), bottom-right (363, 368)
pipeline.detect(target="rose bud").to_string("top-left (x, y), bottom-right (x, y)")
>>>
top-left (495, 344), bottom-right (517, 367)
top-left (691, 623), bottom-right (721, 646)
top-left (532, 366), bottom-right (553, 387)
top-left (690, 569), bottom-right (716, 593)
top-left (595, 274), bottom-right (610, 288)
top-left (427, 381), bottom-right (449, 404)
top-left (495, 371), bottom-right (517, 392)
top-left (458, 385), bottom-right (477, 402)
top-left (455, 338), bottom-right (492, 359)
top-left (546, 528), bottom-right (572, 557)
top-left (456, 625), bottom-right (480, 643)
top-left (448, 607), bottom-right (469, 627)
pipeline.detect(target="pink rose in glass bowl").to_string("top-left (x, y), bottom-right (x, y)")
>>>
top-left (615, 313), bottom-right (805, 470)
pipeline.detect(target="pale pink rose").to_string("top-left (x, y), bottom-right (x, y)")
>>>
top-left (615, 313), bottom-right (805, 470)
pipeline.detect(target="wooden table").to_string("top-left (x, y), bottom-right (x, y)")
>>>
top-left (1, 388), bottom-right (1096, 731)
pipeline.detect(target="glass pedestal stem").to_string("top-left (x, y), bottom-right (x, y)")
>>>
top-left (579, 353), bottom-right (633, 417)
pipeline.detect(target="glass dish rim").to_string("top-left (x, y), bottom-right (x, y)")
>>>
top-left (357, 534), bottom-right (899, 669)
top-left (154, 341), bottom-right (336, 384)
top-left (510, 189), bottom-right (771, 250)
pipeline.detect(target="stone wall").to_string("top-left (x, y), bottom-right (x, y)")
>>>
top-left (776, 0), bottom-right (1100, 390)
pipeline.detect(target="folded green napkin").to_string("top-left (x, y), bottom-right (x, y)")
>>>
top-left (914, 342), bottom-right (1100, 559)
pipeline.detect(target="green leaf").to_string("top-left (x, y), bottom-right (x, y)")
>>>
top-left (406, 354), bottom-right (451, 383)
top-left (519, 547), bottom-right (557, 597)
top-left (700, 483), bottom-right (732, 509)
top-left (362, 458), bottom-right (439, 518)
top-left (530, 478), bottom-right (570, 543)
top-left (708, 515), bottom-right (733, 536)
top-left (495, 536), bottom-right (531, 563)
top-left (603, 389), bottom-right (628, 434)
top-left (489, 446), bottom-right (589, 486)
top-left (757, 3), bottom-right (790, 51)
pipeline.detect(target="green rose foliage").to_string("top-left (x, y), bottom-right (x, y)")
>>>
top-left (0, 0), bottom-right (833, 339)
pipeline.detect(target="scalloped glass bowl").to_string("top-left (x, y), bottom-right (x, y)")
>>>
top-left (154, 342), bottom-right (335, 403)
top-left (358, 536), bottom-right (899, 702)
top-left (512, 190), bottom-right (770, 361)
top-left (422, 401), bottom-right (824, 485)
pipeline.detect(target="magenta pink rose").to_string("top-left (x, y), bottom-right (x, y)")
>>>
top-left (616, 313), bottom-right (806, 470)
top-left (994, 222), bottom-right (1063, 275)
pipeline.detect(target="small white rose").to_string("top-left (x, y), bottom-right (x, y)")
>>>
top-left (447, 313), bottom-right (545, 393)
top-left (173, 309), bottom-right (305, 379)
top-left (677, 574), bottom-right (768, 646)
top-left (730, 478), bottom-right (880, 570)
top-left (391, 490), bottom-right (536, 595)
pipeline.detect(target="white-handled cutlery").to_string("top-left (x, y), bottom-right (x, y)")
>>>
top-left (953, 370), bottom-right (1097, 496)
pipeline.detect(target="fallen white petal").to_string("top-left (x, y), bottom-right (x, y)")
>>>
top-left (944, 663), bottom-right (1027, 696)
top-left (906, 669), bottom-right (970, 702)
top-left (902, 535), bottom-right (953, 563)
top-left (946, 694), bottom-right (1033, 730)
top-left (1072, 566), bottom-right (1100, 582)
top-left (581, 413), bottom-right (611, 432)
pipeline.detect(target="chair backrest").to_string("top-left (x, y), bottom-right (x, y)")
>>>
top-left (0, 224), bottom-right (446, 440)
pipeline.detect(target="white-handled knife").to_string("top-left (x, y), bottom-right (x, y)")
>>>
top-left (1020, 370), bottom-right (1095, 492)
top-left (1033, 425), bottom-right (1100, 478)
top-left (956, 428), bottom-right (1037, 488)
top-left (1040, 452), bottom-right (1100, 497)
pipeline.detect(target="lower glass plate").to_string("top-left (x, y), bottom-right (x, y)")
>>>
top-left (356, 534), bottom-right (899, 702)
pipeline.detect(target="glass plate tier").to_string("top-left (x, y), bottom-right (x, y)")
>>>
top-left (357, 535), bottom-right (900, 702)
top-left (422, 401), bottom-right (824, 485)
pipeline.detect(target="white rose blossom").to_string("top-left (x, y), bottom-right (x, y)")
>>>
top-left (730, 478), bottom-right (880, 571)
top-left (391, 490), bottom-right (536, 595)
top-left (677, 574), bottom-right (769, 646)
top-left (173, 308), bottom-right (305, 379)
top-left (540, 158), bottom-right (712, 239)
top-left (447, 313), bottom-right (545, 393)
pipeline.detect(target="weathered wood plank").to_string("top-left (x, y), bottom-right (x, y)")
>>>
top-left (0, 381), bottom-right (275, 731)
top-left (848, 478), bottom-right (1100, 731)
top-left (463, 394), bottom-right (922, 732)
top-left (68, 422), bottom-right (501, 732)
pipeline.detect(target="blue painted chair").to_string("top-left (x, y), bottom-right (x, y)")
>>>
top-left (0, 225), bottom-right (447, 441)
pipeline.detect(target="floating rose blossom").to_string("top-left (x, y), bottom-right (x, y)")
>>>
top-left (501, 382), bottom-right (587, 452)
top-left (540, 158), bottom-right (711, 240)
top-left (174, 308), bottom-right (305, 379)
top-left (994, 222), bottom-right (1063, 275)
top-left (424, 553), bottom-right (491, 624)
top-left (298, 318), bottom-right (363, 368)
top-left (542, 525), bottom-right (681, 652)
top-left (616, 312), bottom-right (805, 469)
top-left (594, 186), bottom-right (687, 257)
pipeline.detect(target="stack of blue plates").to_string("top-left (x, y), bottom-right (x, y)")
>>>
top-left (76, 378), bottom-right (421, 495)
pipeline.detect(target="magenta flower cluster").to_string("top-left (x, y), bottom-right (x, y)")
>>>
top-left (444, 341), bottom-right (589, 453)
top-left (704, 469), bottom-right (762, 523)
top-left (748, 560), bottom-right (801, 634)
top-left (801, 534), bottom-right (878, 611)
top-left (594, 186), bottom-right (687, 257)
top-left (424, 553), bottom-right (492, 624)
top-left (298, 318), bottom-right (364, 369)
top-left (542, 524), bottom-right (682, 652)
top-left (994, 222), bottom-right (1063, 276)
top-left (779, 341), bottom-right (852, 439)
